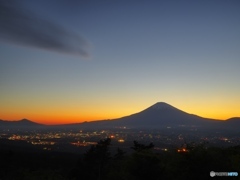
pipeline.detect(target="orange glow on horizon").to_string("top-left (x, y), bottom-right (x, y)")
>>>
top-left (1, 101), bottom-right (239, 125)
top-left (0, 113), bottom-right (123, 125)
top-left (1, 111), bottom-right (238, 125)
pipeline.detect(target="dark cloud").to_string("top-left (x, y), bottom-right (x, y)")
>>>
top-left (0, 0), bottom-right (90, 57)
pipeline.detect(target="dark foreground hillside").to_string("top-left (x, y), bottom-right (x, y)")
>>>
top-left (1, 138), bottom-right (240, 180)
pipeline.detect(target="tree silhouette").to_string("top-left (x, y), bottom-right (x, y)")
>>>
top-left (113, 147), bottom-right (126, 160)
top-left (78, 138), bottom-right (112, 180)
top-left (128, 141), bottom-right (163, 180)
top-left (131, 141), bottom-right (154, 152)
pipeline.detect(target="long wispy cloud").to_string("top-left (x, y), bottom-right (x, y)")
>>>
top-left (0, 0), bottom-right (90, 57)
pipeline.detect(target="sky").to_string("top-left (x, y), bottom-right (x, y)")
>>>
top-left (1, 0), bottom-right (240, 125)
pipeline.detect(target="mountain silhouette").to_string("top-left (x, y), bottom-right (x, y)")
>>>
top-left (0, 118), bottom-right (43, 130)
top-left (64, 102), bottom-right (237, 130)
top-left (1, 102), bottom-right (239, 130)
top-left (109, 102), bottom-right (221, 128)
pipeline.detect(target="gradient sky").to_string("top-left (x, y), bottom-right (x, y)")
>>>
top-left (1, 0), bottom-right (240, 125)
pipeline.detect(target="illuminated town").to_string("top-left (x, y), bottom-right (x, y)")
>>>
top-left (1, 127), bottom-right (239, 153)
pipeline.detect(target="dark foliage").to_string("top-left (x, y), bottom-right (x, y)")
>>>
top-left (76, 138), bottom-right (112, 180)
top-left (1, 139), bottom-right (240, 180)
top-left (131, 140), bottom-right (154, 152)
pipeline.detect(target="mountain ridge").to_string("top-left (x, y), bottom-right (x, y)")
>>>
top-left (1, 102), bottom-right (239, 129)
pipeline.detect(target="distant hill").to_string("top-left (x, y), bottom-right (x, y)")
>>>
top-left (222, 117), bottom-right (240, 128)
top-left (0, 119), bottom-right (44, 130)
top-left (225, 117), bottom-right (240, 122)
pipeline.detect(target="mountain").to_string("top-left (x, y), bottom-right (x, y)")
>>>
top-left (63, 102), bottom-right (227, 129)
top-left (108, 102), bottom-right (222, 128)
top-left (66, 102), bottom-right (239, 130)
top-left (0, 119), bottom-right (44, 130)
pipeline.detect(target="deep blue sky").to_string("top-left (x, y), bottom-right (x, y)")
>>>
top-left (1, 0), bottom-right (240, 124)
